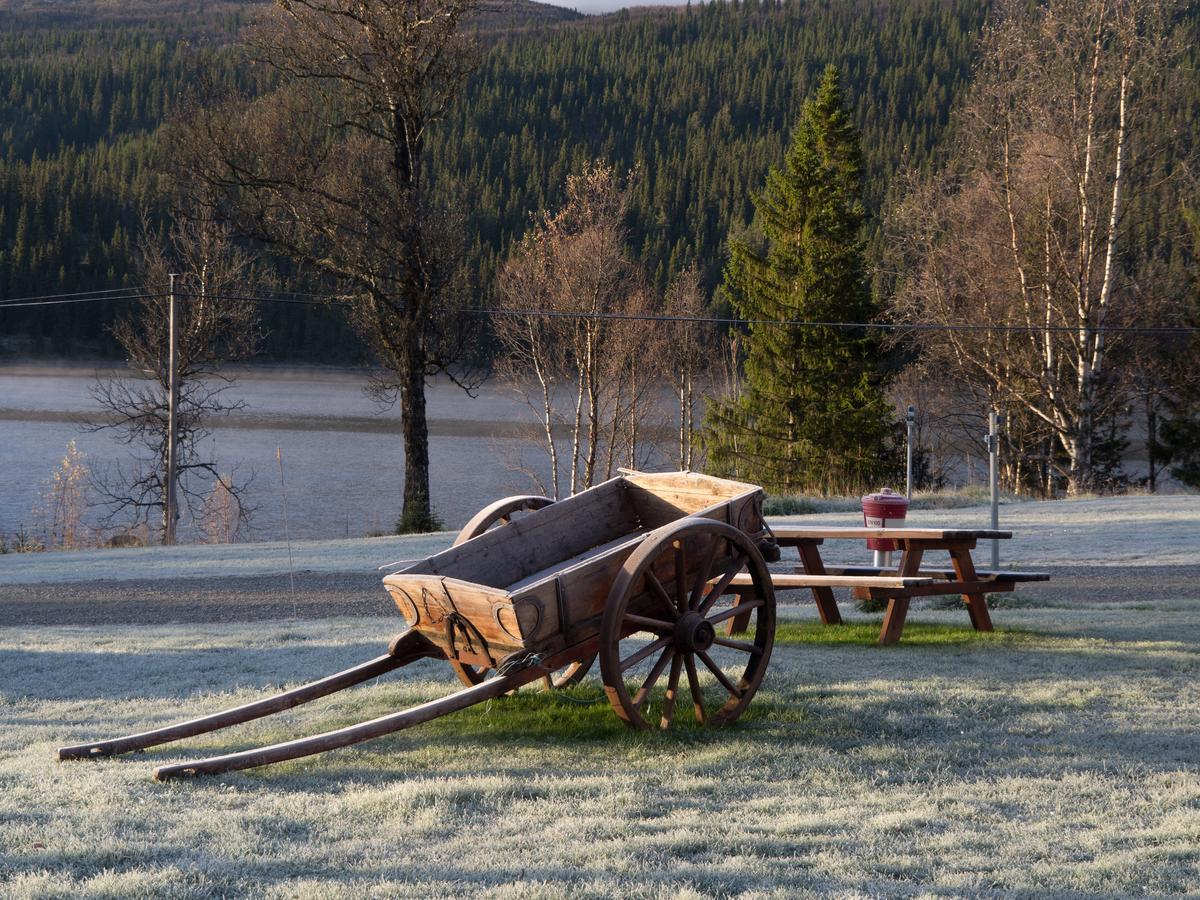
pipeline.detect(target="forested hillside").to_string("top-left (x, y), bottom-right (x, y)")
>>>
top-left (1, 0), bottom-right (1186, 361)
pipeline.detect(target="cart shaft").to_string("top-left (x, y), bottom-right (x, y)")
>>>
top-left (58, 631), bottom-right (439, 761)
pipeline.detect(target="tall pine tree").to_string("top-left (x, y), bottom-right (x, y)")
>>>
top-left (705, 66), bottom-right (898, 494)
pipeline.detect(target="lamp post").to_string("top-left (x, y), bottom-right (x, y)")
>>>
top-left (905, 405), bottom-right (916, 500)
top-left (985, 410), bottom-right (1003, 569)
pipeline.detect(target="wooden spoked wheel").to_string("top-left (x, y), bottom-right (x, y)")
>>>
top-left (599, 518), bottom-right (775, 730)
top-left (452, 494), bottom-right (555, 547)
top-left (449, 493), bottom-right (595, 689)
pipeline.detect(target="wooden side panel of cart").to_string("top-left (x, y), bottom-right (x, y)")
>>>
top-left (382, 472), bottom-right (767, 660)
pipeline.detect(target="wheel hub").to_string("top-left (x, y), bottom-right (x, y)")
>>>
top-left (675, 611), bottom-right (716, 653)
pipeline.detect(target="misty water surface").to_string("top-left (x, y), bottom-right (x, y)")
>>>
top-left (0, 363), bottom-right (577, 542)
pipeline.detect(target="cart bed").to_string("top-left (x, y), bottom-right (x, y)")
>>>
top-left (383, 472), bottom-right (766, 662)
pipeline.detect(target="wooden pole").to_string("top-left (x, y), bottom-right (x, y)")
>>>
top-left (150, 637), bottom-right (601, 779)
top-left (165, 273), bottom-right (179, 545)
top-left (905, 405), bottom-right (916, 500)
top-left (57, 632), bottom-right (439, 761)
top-left (153, 669), bottom-right (521, 780)
top-left (988, 410), bottom-right (1000, 569)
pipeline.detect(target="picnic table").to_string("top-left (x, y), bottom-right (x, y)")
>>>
top-left (728, 526), bottom-right (1048, 644)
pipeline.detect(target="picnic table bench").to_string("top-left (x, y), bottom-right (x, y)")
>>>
top-left (726, 526), bottom-right (1048, 644)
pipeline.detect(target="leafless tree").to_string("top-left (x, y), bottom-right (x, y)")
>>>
top-left (34, 440), bottom-right (94, 550)
top-left (172, 0), bottom-right (481, 532)
top-left (659, 265), bottom-right (713, 470)
top-left (201, 473), bottom-right (245, 543)
top-left (89, 213), bottom-right (261, 541)
top-left (887, 0), bottom-right (1185, 494)
top-left (495, 162), bottom-right (651, 497)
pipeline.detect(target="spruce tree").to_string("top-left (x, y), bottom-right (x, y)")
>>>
top-left (705, 65), bottom-right (898, 494)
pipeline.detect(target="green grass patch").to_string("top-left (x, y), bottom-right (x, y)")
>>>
top-left (773, 620), bottom-right (1040, 647)
top-left (416, 682), bottom-right (806, 742)
top-left (318, 675), bottom-right (810, 754)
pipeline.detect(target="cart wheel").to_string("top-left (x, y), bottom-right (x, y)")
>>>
top-left (599, 517), bottom-right (775, 730)
top-left (453, 494), bottom-right (554, 547)
top-left (541, 654), bottom-right (595, 691)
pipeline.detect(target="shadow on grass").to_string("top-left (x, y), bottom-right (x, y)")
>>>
top-left (0, 641), bottom-right (420, 702)
top-left (30, 615), bottom-right (1200, 792)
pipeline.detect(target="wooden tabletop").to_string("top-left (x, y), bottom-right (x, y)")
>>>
top-left (772, 526), bottom-right (1013, 542)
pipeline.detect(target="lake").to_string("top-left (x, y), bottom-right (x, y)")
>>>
top-left (1, 362), bottom-right (648, 543)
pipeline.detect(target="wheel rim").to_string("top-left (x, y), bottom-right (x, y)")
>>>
top-left (453, 495), bottom-right (554, 547)
top-left (599, 518), bottom-right (775, 730)
top-left (541, 654), bottom-right (596, 691)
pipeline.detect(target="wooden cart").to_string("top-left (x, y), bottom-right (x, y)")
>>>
top-left (58, 471), bottom-right (779, 780)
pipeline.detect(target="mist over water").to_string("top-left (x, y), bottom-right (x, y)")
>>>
top-left (549, 0), bottom-right (690, 13)
top-left (0, 364), bottom-right (573, 543)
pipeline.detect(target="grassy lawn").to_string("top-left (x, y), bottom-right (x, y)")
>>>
top-left (3, 603), bottom-right (1200, 897)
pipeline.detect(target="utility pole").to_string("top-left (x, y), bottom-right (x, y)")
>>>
top-left (905, 405), bottom-right (916, 500)
top-left (165, 272), bottom-right (179, 545)
top-left (986, 409), bottom-right (1001, 569)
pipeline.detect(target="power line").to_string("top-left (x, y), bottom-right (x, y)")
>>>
top-left (214, 291), bottom-right (1200, 336)
top-left (0, 286), bottom-right (144, 304)
top-left (0, 297), bottom-right (154, 312)
top-left (463, 304), bottom-right (1200, 336)
top-left (4, 285), bottom-right (1198, 336)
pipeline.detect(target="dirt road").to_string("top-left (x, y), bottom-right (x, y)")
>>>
top-left (2, 564), bottom-right (1191, 627)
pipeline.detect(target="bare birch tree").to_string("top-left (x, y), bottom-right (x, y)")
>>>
top-left (174, 0), bottom-right (480, 532)
top-left (659, 264), bottom-right (712, 470)
top-left (887, 0), bottom-right (1184, 494)
top-left (89, 213), bottom-right (260, 540)
top-left (495, 162), bottom-right (650, 497)
top-left (35, 440), bottom-right (94, 550)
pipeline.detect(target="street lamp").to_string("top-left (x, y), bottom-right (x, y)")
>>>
top-left (905, 405), bottom-right (916, 500)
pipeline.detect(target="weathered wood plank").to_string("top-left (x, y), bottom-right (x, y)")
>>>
top-left (58, 631), bottom-right (440, 761)
top-left (152, 636), bottom-right (603, 780)
top-left (772, 526), bottom-right (1013, 541)
top-left (949, 545), bottom-right (994, 632)
top-left (878, 548), bottom-right (925, 644)
top-left (796, 541), bottom-right (843, 625)
top-left (822, 565), bottom-right (1049, 582)
top-left (852, 580), bottom-right (1017, 600)
top-left (725, 573), bottom-right (934, 591)
top-left (402, 477), bottom-right (638, 589)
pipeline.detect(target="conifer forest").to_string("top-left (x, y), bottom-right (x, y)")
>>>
top-left (1, 0), bottom-right (1198, 498)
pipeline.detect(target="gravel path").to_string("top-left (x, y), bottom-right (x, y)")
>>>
top-left (2, 563), bottom-right (1193, 627)
top-left (0, 572), bottom-right (392, 626)
top-left (3, 494), bottom-right (1196, 626)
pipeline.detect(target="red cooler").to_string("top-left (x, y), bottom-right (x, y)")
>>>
top-left (861, 488), bottom-right (909, 566)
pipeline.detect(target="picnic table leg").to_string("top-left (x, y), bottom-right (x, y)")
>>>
top-left (726, 596), bottom-right (754, 635)
top-left (878, 547), bottom-right (923, 645)
top-left (949, 546), bottom-right (994, 632)
top-left (796, 543), bottom-right (843, 626)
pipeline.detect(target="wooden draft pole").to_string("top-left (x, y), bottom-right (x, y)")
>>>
top-left (164, 272), bottom-right (179, 545)
top-left (57, 631), bottom-right (440, 762)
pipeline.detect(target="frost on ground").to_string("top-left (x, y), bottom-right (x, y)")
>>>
top-left (2, 494), bottom-right (1199, 896)
top-left (3, 603), bottom-right (1200, 897)
top-left (2, 494), bottom-right (1199, 586)
top-left (0, 531), bottom-right (457, 586)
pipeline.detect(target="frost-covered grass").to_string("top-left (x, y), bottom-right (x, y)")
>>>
top-left (4, 601), bottom-right (1200, 897)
